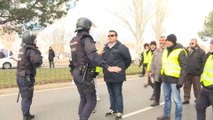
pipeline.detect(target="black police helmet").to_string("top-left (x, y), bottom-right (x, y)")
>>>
top-left (22, 31), bottom-right (36, 44)
top-left (75, 17), bottom-right (92, 32)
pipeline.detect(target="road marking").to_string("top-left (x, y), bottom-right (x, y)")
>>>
top-left (123, 102), bottom-right (165, 119)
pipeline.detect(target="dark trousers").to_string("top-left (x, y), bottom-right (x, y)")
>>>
top-left (17, 76), bottom-right (34, 116)
top-left (49, 60), bottom-right (54, 68)
top-left (154, 81), bottom-right (162, 103)
top-left (148, 76), bottom-right (154, 89)
top-left (196, 88), bottom-right (213, 120)
top-left (76, 85), bottom-right (97, 120)
top-left (183, 74), bottom-right (201, 102)
top-left (106, 82), bottom-right (124, 113)
top-left (141, 64), bottom-right (148, 76)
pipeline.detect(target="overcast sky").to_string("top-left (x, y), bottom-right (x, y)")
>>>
top-left (46, 0), bottom-right (213, 48)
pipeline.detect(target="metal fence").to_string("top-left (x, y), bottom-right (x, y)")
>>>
top-left (0, 62), bottom-right (141, 88)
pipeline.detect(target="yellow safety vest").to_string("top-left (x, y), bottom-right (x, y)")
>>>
top-left (161, 48), bottom-right (184, 78)
top-left (143, 51), bottom-right (149, 64)
top-left (95, 66), bottom-right (101, 73)
top-left (147, 50), bottom-right (153, 71)
top-left (200, 55), bottom-right (213, 87)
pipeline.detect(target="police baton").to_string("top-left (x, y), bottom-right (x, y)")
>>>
top-left (82, 63), bottom-right (88, 82)
top-left (16, 91), bottom-right (20, 103)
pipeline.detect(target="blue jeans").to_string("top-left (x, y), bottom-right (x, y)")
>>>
top-left (163, 81), bottom-right (182, 120)
top-left (106, 82), bottom-right (123, 113)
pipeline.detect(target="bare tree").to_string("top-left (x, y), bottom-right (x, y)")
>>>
top-left (152, 0), bottom-right (169, 43)
top-left (108, 0), bottom-right (154, 61)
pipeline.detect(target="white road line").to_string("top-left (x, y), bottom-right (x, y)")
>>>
top-left (123, 102), bottom-right (165, 119)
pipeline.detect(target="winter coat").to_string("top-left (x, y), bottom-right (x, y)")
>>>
top-left (48, 49), bottom-right (55, 61)
top-left (186, 45), bottom-right (207, 76)
top-left (150, 48), bottom-right (164, 82)
top-left (102, 41), bottom-right (131, 82)
top-left (161, 43), bottom-right (187, 86)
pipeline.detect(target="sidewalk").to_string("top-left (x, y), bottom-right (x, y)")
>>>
top-left (0, 74), bottom-right (140, 95)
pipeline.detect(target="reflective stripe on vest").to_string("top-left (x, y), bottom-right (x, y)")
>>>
top-left (201, 55), bottom-right (213, 87)
top-left (161, 48), bottom-right (183, 78)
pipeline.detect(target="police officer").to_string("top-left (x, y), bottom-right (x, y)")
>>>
top-left (70, 17), bottom-right (121, 120)
top-left (16, 31), bottom-right (43, 120)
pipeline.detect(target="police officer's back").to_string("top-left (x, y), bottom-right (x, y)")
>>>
top-left (16, 31), bottom-right (43, 120)
top-left (70, 17), bottom-right (121, 120)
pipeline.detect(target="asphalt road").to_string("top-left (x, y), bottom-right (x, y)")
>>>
top-left (0, 77), bottom-right (212, 120)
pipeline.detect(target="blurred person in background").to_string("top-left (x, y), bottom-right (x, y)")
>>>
top-left (48, 46), bottom-right (55, 68)
top-left (183, 38), bottom-right (206, 104)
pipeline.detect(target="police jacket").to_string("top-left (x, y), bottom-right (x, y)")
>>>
top-left (161, 43), bottom-right (187, 86)
top-left (186, 45), bottom-right (206, 76)
top-left (70, 30), bottom-right (108, 69)
top-left (102, 41), bottom-right (131, 82)
top-left (17, 44), bottom-right (43, 78)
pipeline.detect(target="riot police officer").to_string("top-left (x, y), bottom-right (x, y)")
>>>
top-left (16, 31), bottom-right (43, 120)
top-left (70, 17), bottom-right (121, 120)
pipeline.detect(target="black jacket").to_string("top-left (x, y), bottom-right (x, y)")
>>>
top-left (102, 41), bottom-right (131, 82)
top-left (48, 48), bottom-right (55, 61)
top-left (186, 45), bottom-right (207, 76)
top-left (161, 43), bottom-right (187, 86)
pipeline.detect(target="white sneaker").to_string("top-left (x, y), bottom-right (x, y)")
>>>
top-left (115, 113), bottom-right (123, 120)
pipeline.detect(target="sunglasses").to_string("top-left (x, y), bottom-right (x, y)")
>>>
top-left (108, 35), bottom-right (116, 37)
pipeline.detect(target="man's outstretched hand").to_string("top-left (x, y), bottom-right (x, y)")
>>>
top-left (107, 66), bottom-right (122, 73)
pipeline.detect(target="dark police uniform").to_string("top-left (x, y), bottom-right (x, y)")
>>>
top-left (16, 31), bottom-right (43, 120)
top-left (70, 18), bottom-right (109, 120)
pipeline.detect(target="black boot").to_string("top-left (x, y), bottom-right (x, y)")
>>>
top-left (150, 101), bottom-right (159, 107)
top-left (23, 114), bottom-right (35, 120)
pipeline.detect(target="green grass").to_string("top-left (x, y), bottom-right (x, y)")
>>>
top-left (0, 64), bottom-right (141, 88)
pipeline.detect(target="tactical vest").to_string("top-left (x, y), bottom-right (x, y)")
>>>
top-left (70, 33), bottom-right (93, 66)
top-left (200, 55), bottom-right (213, 87)
top-left (17, 45), bottom-right (35, 77)
top-left (161, 48), bottom-right (184, 78)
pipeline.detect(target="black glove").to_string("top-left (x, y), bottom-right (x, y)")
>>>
top-left (176, 84), bottom-right (182, 89)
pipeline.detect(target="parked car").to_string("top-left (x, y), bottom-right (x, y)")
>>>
top-left (0, 55), bottom-right (18, 69)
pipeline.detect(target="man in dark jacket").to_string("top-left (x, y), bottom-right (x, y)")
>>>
top-left (102, 30), bottom-right (131, 120)
top-left (157, 34), bottom-right (187, 120)
top-left (183, 38), bottom-right (207, 104)
top-left (16, 31), bottom-right (43, 120)
top-left (48, 46), bottom-right (55, 68)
